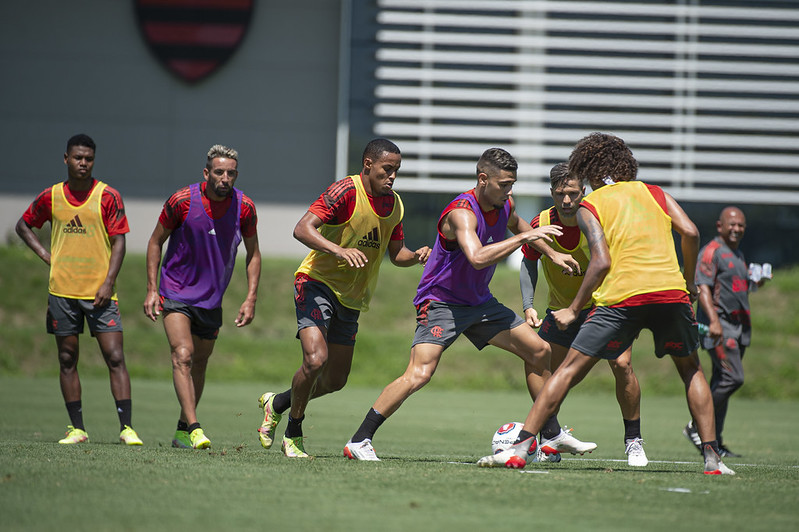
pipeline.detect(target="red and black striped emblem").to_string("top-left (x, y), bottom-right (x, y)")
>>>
top-left (135, 0), bottom-right (254, 83)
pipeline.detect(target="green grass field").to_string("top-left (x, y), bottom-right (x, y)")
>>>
top-left (1, 376), bottom-right (798, 531)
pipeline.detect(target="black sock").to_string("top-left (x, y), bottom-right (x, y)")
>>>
top-left (351, 408), bottom-right (386, 443)
top-left (177, 420), bottom-right (189, 432)
top-left (623, 418), bottom-right (641, 442)
top-left (115, 399), bottom-right (132, 431)
top-left (285, 415), bottom-right (304, 438)
top-left (187, 422), bottom-right (201, 433)
top-left (272, 389), bottom-right (292, 414)
top-left (540, 416), bottom-right (561, 440)
top-left (65, 401), bottom-right (84, 430)
top-left (515, 430), bottom-right (536, 445)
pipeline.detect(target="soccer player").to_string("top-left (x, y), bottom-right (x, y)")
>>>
top-left (343, 148), bottom-right (594, 461)
top-left (255, 138), bottom-right (430, 458)
top-left (478, 133), bottom-right (735, 475)
top-left (143, 144), bottom-right (261, 450)
top-left (15, 134), bottom-right (143, 446)
top-left (682, 206), bottom-right (767, 458)
top-left (520, 162), bottom-right (647, 467)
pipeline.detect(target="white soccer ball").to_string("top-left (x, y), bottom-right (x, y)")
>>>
top-left (491, 422), bottom-right (523, 454)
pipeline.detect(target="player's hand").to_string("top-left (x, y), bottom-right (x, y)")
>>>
top-left (336, 247), bottom-right (369, 268)
top-left (235, 300), bottom-right (256, 327)
top-left (414, 246), bottom-right (431, 265)
top-left (93, 282), bottom-right (113, 307)
top-left (523, 224), bottom-right (563, 244)
top-left (550, 252), bottom-right (580, 276)
top-left (707, 320), bottom-right (723, 344)
top-left (552, 308), bottom-right (577, 331)
top-left (685, 281), bottom-right (698, 303)
top-left (143, 291), bottom-right (161, 322)
top-left (524, 308), bottom-right (542, 328)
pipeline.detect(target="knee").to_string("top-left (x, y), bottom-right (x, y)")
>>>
top-left (322, 373), bottom-right (348, 393)
top-left (406, 365), bottom-right (434, 392)
top-left (171, 345), bottom-right (193, 369)
top-left (104, 348), bottom-right (126, 371)
top-left (301, 350), bottom-right (328, 376)
top-left (58, 350), bottom-right (78, 371)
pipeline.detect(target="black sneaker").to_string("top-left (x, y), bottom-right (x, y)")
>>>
top-left (682, 421), bottom-right (702, 454)
top-left (718, 445), bottom-right (742, 458)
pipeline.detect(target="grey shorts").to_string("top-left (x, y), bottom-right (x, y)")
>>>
top-left (571, 302), bottom-right (699, 360)
top-left (294, 276), bottom-right (360, 346)
top-left (46, 294), bottom-right (123, 336)
top-left (412, 297), bottom-right (525, 350)
top-left (538, 307), bottom-right (591, 348)
top-left (162, 297), bottom-right (222, 340)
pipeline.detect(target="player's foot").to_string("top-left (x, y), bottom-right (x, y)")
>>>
top-left (257, 392), bottom-right (283, 449)
top-left (703, 444), bottom-right (736, 475)
top-left (682, 421), bottom-right (702, 454)
top-left (119, 426), bottom-right (143, 446)
top-left (477, 435), bottom-right (537, 469)
top-left (718, 444), bottom-right (741, 458)
top-left (189, 428), bottom-right (211, 449)
top-left (172, 430), bottom-right (192, 448)
top-left (530, 437), bottom-right (561, 463)
top-left (281, 435), bottom-right (309, 458)
top-left (344, 439), bottom-right (380, 461)
top-left (539, 427), bottom-right (597, 455)
top-left (625, 437), bottom-right (648, 467)
top-left (58, 426), bottom-right (89, 444)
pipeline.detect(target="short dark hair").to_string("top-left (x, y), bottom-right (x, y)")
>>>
top-left (477, 148), bottom-right (518, 177)
top-left (549, 162), bottom-right (571, 189)
top-left (363, 138), bottom-right (400, 164)
top-left (66, 134), bottom-right (96, 153)
top-left (569, 132), bottom-right (638, 187)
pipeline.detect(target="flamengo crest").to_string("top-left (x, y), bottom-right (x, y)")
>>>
top-left (134, 0), bottom-right (254, 83)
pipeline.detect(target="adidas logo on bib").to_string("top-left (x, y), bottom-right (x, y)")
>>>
top-left (63, 215), bottom-right (87, 234)
top-left (357, 227), bottom-right (380, 249)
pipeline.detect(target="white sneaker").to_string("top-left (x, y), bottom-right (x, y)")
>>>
top-left (344, 439), bottom-right (380, 461)
top-left (530, 438), bottom-right (561, 463)
top-left (703, 445), bottom-right (736, 476)
top-left (625, 437), bottom-right (649, 467)
top-left (540, 427), bottom-right (597, 455)
top-left (477, 435), bottom-right (537, 469)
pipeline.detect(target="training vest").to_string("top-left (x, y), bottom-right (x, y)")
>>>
top-left (49, 181), bottom-right (115, 300)
top-left (414, 191), bottom-right (511, 307)
top-left (538, 208), bottom-right (591, 311)
top-left (296, 175), bottom-right (404, 312)
top-left (582, 181), bottom-right (688, 306)
top-left (160, 183), bottom-right (243, 309)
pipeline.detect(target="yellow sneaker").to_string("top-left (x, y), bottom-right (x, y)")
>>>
top-left (257, 392), bottom-right (283, 449)
top-left (119, 426), bottom-right (143, 446)
top-left (281, 435), bottom-right (309, 458)
top-left (172, 430), bottom-right (192, 449)
top-left (190, 428), bottom-right (211, 449)
top-left (58, 425), bottom-right (89, 444)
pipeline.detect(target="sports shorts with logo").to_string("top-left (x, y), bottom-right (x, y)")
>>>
top-left (46, 294), bottom-right (123, 336)
top-left (412, 297), bottom-right (525, 350)
top-left (538, 307), bottom-right (592, 348)
top-left (294, 276), bottom-right (359, 346)
top-left (162, 297), bottom-right (222, 340)
top-left (571, 302), bottom-right (699, 360)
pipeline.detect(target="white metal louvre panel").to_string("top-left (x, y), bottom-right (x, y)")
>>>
top-left (373, 0), bottom-right (799, 204)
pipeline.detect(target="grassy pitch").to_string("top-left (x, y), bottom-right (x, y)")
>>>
top-left (1, 376), bottom-right (797, 531)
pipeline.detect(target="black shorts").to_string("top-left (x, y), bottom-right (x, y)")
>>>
top-left (162, 298), bottom-right (222, 340)
top-left (412, 298), bottom-right (525, 350)
top-left (571, 302), bottom-right (699, 360)
top-left (294, 277), bottom-right (360, 346)
top-left (538, 307), bottom-right (591, 348)
top-left (46, 294), bottom-right (123, 336)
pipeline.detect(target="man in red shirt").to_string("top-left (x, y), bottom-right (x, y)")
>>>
top-left (16, 134), bottom-right (143, 446)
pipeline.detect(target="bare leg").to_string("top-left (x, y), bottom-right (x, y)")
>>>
top-left (290, 326), bottom-right (331, 420)
top-left (310, 343), bottom-right (355, 400)
top-left (672, 351), bottom-right (716, 444)
top-left (487, 325), bottom-right (551, 401)
top-left (608, 346), bottom-right (640, 421)
top-left (55, 335), bottom-right (81, 403)
top-left (371, 343), bottom-right (445, 418)
top-left (96, 331), bottom-right (131, 401)
top-left (164, 312), bottom-right (215, 426)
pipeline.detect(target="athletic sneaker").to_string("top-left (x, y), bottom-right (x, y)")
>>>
top-left (257, 392), bottom-right (283, 449)
top-left (539, 427), bottom-right (597, 455)
top-left (477, 435), bottom-right (537, 469)
top-left (189, 428), bottom-right (211, 449)
top-left (343, 439), bottom-right (380, 461)
top-left (718, 445), bottom-right (741, 458)
top-left (682, 421), bottom-right (702, 453)
top-left (530, 438), bottom-right (561, 463)
top-left (172, 430), bottom-right (192, 448)
top-left (58, 426), bottom-right (89, 444)
top-left (119, 426), bottom-right (143, 446)
top-left (703, 444), bottom-right (736, 475)
top-left (281, 435), bottom-right (309, 458)
top-left (625, 437), bottom-right (648, 467)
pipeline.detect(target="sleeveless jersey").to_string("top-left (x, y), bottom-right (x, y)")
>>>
top-left (414, 192), bottom-right (511, 307)
top-left (296, 174), bottom-right (404, 311)
top-left (538, 208), bottom-right (591, 311)
top-left (49, 181), bottom-right (115, 300)
top-left (160, 183), bottom-right (243, 309)
top-left (582, 181), bottom-right (688, 306)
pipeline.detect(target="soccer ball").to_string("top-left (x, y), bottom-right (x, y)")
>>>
top-left (491, 422), bottom-right (523, 454)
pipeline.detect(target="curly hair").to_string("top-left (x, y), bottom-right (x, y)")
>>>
top-left (477, 148), bottom-right (518, 177)
top-left (568, 133), bottom-right (638, 188)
